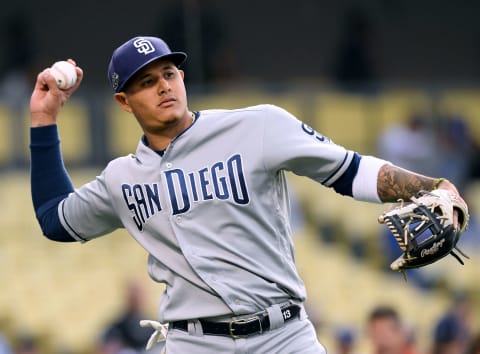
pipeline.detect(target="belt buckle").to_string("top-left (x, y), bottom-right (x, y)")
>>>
top-left (228, 315), bottom-right (261, 338)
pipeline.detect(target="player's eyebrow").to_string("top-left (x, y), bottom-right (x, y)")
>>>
top-left (133, 72), bottom-right (153, 84)
top-left (160, 64), bottom-right (175, 71)
top-left (144, 64), bottom-right (174, 76)
top-left (134, 63), bottom-right (176, 83)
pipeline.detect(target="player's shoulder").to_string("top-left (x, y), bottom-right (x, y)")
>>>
top-left (199, 104), bottom-right (291, 120)
top-left (102, 155), bottom-right (134, 173)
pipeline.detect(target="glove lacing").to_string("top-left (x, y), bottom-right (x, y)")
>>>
top-left (386, 192), bottom-right (469, 281)
top-left (412, 191), bottom-right (470, 265)
top-left (139, 320), bottom-right (169, 351)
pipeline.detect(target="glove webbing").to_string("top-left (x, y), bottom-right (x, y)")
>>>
top-left (384, 200), bottom-right (469, 281)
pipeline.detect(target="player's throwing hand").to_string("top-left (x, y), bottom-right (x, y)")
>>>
top-left (30, 59), bottom-right (83, 127)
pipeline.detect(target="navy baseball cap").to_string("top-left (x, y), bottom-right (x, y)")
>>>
top-left (108, 36), bottom-right (187, 92)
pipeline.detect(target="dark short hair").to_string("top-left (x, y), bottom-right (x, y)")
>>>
top-left (368, 305), bottom-right (401, 325)
top-left (434, 314), bottom-right (465, 343)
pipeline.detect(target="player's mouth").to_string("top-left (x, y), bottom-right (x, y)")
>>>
top-left (159, 97), bottom-right (176, 108)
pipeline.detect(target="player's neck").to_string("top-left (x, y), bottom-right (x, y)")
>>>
top-left (144, 111), bottom-right (195, 151)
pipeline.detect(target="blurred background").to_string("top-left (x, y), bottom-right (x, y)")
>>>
top-left (1, 0), bottom-right (480, 353)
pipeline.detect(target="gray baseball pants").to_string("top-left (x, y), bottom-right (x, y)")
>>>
top-left (163, 305), bottom-right (327, 354)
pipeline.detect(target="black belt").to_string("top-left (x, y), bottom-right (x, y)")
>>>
top-left (170, 304), bottom-right (301, 338)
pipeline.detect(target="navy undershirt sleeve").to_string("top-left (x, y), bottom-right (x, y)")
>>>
top-left (30, 125), bottom-right (76, 242)
top-left (331, 153), bottom-right (361, 197)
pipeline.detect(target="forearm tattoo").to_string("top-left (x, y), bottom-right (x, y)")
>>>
top-left (377, 164), bottom-right (436, 203)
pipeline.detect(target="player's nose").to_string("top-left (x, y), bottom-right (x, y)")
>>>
top-left (157, 78), bottom-right (171, 94)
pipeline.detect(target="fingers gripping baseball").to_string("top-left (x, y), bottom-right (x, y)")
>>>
top-left (30, 59), bottom-right (83, 127)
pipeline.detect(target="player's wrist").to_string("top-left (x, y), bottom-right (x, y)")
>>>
top-left (434, 178), bottom-right (459, 195)
top-left (433, 177), bottom-right (446, 190)
top-left (31, 113), bottom-right (58, 128)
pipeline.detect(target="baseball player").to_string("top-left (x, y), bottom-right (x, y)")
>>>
top-left (29, 36), bottom-right (466, 354)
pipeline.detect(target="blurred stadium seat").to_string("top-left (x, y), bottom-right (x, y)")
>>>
top-left (57, 99), bottom-right (90, 164)
top-left (106, 102), bottom-right (143, 156)
top-left (313, 92), bottom-right (374, 153)
top-left (188, 90), bottom-right (305, 118)
top-left (438, 89), bottom-right (480, 140)
top-left (374, 89), bottom-right (432, 132)
top-left (20, 98), bottom-right (91, 165)
top-left (0, 104), bottom-right (14, 166)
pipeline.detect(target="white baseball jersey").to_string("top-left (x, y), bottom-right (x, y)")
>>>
top-left (58, 104), bottom-right (357, 322)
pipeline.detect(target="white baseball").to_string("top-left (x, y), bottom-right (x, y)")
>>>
top-left (50, 61), bottom-right (77, 89)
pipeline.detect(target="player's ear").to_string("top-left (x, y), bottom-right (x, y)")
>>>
top-left (179, 69), bottom-right (185, 80)
top-left (114, 93), bottom-right (132, 113)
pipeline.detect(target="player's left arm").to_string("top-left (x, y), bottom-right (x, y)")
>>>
top-left (376, 163), bottom-right (465, 229)
top-left (376, 163), bottom-right (458, 202)
top-left (258, 104), bottom-right (466, 228)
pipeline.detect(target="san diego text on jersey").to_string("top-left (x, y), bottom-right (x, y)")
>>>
top-left (122, 154), bottom-right (250, 231)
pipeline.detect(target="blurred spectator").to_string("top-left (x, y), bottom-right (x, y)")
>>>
top-left (332, 7), bottom-right (379, 91)
top-left (377, 113), bottom-right (438, 177)
top-left (96, 327), bottom-right (139, 354)
top-left (99, 280), bottom-right (154, 353)
top-left (436, 115), bottom-right (476, 193)
top-left (455, 192), bottom-right (480, 256)
top-left (454, 127), bottom-right (480, 256)
top-left (432, 314), bottom-right (467, 354)
top-left (13, 333), bottom-right (40, 354)
top-left (332, 326), bottom-right (358, 354)
top-left (467, 140), bottom-right (480, 181)
top-left (403, 322), bottom-right (422, 354)
top-left (366, 305), bottom-right (422, 354)
top-left (431, 292), bottom-right (473, 354)
top-left (467, 333), bottom-right (480, 354)
top-left (0, 332), bottom-right (12, 354)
